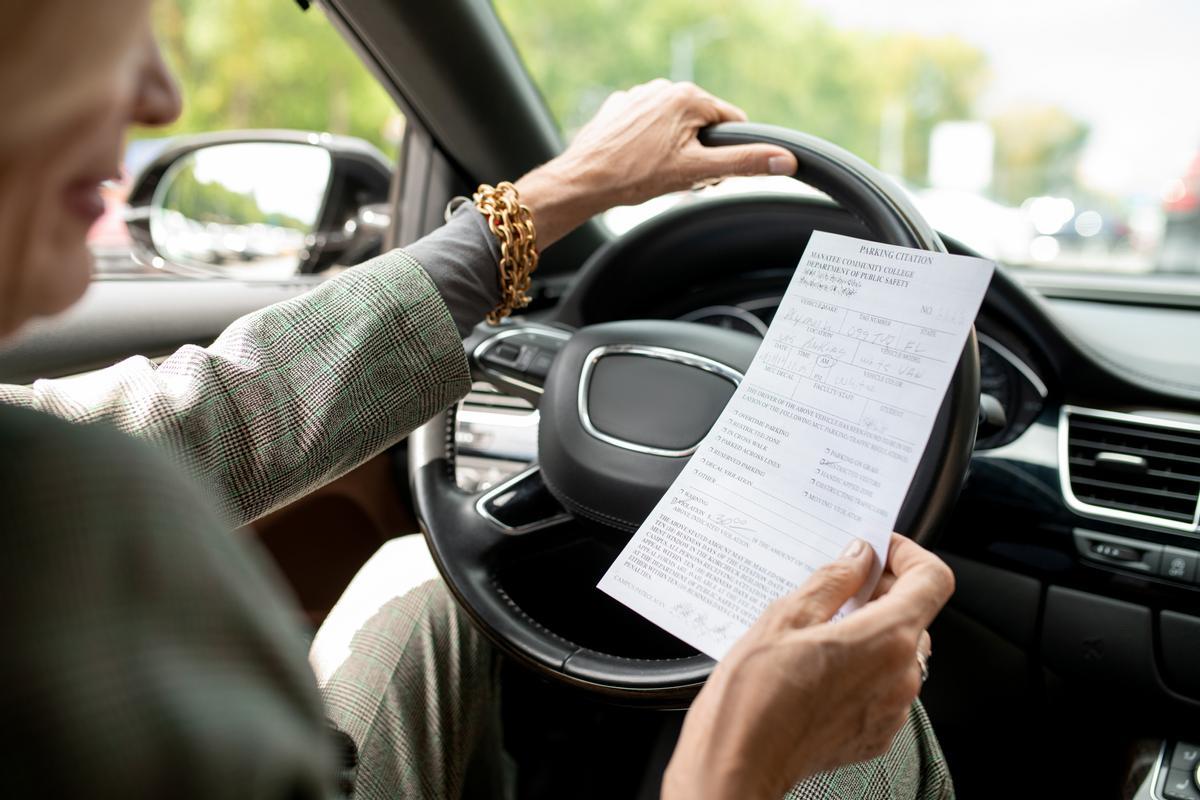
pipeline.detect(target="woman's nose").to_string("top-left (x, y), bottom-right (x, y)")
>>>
top-left (132, 36), bottom-right (182, 128)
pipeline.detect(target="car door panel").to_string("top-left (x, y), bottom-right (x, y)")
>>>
top-left (0, 277), bottom-right (319, 384)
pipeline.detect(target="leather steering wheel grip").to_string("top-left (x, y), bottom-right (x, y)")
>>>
top-left (699, 122), bottom-right (942, 252)
top-left (408, 122), bottom-right (980, 702)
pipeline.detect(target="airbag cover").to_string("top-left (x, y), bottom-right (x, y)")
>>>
top-left (585, 353), bottom-right (738, 453)
top-left (538, 320), bottom-right (760, 531)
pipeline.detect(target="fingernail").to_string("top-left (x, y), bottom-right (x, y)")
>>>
top-left (768, 155), bottom-right (794, 175)
top-left (840, 539), bottom-right (867, 560)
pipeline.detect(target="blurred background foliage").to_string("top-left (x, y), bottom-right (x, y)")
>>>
top-left (493, 0), bottom-right (1086, 204)
top-left (990, 105), bottom-right (1091, 205)
top-left (150, 0), bottom-right (401, 152)
top-left (148, 0), bottom-right (1087, 203)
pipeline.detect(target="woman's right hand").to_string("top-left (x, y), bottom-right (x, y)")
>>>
top-left (662, 535), bottom-right (955, 800)
top-left (513, 80), bottom-right (796, 250)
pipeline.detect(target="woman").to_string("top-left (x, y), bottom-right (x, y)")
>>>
top-left (0, 2), bottom-right (955, 799)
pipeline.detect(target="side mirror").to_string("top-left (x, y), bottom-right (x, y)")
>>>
top-left (126, 131), bottom-right (392, 279)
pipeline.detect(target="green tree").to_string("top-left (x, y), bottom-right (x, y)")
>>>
top-left (493, 0), bottom-right (988, 186)
top-left (871, 35), bottom-right (988, 183)
top-left (148, 0), bottom-right (400, 152)
top-left (990, 105), bottom-right (1090, 204)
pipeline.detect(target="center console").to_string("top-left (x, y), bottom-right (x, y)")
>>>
top-left (1146, 741), bottom-right (1200, 800)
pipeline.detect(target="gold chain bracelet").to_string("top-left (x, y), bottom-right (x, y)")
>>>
top-left (472, 181), bottom-right (539, 324)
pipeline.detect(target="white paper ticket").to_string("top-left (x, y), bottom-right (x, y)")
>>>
top-left (598, 230), bottom-right (995, 659)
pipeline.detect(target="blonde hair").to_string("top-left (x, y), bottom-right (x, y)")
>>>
top-left (0, 0), bottom-right (152, 152)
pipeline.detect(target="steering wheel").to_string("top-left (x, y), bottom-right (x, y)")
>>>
top-left (409, 122), bottom-right (980, 705)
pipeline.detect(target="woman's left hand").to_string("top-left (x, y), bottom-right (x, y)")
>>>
top-left (662, 534), bottom-right (952, 800)
top-left (514, 80), bottom-right (798, 247)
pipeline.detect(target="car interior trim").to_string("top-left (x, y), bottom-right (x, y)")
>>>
top-left (474, 465), bottom-right (573, 535)
top-left (1095, 451), bottom-right (1149, 469)
top-left (1150, 742), bottom-right (1169, 800)
top-left (676, 304), bottom-right (769, 337)
top-left (576, 344), bottom-right (745, 458)
top-left (735, 295), bottom-right (785, 313)
top-left (976, 331), bottom-right (1049, 399)
top-left (1058, 404), bottom-right (1200, 533)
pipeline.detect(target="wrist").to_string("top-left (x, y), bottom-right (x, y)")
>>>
top-left (512, 154), bottom-right (615, 248)
top-left (662, 746), bottom-right (781, 800)
top-left (664, 667), bottom-right (804, 800)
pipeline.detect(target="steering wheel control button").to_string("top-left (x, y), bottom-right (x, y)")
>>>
top-left (1172, 743), bottom-right (1200, 772)
top-left (470, 324), bottom-right (572, 401)
top-left (487, 342), bottom-right (522, 366)
top-left (481, 341), bottom-right (544, 373)
top-left (1073, 529), bottom-right (1162, 575)
top-left (1160, 548), bottom-right (1199, 583)
top-left (528, 351), bottom-right (555, 379)
top-left (1164, 768), bottom-right (1200, 800)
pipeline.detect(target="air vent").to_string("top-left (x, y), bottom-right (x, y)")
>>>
top-left (1061, 406), bottom-right (1200, 531)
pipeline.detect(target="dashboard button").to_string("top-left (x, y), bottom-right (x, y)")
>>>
top-left (1173, 743), bottom-right (1200, 772)
top-left (1091, 542), bottom-right (1140, 562)
top-left (1072, 528), bottom-right (1162, 574)
top-left (528, 351), bottom-right (555, 378)
top-left (1163, 768), bottom-right (1200, 800)
top-left (1161, 548), bottom-right (1199, 583)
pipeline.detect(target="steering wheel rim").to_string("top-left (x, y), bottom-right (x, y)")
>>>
top-left (409, 122), bottom-right (980, 704)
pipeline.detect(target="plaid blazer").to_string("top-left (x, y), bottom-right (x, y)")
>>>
top-left (0, 250), bottom-right (469, 798)
top-left (0, 249), bottom-right (471, 527)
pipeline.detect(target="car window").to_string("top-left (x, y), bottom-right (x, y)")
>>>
top-left (495, 0), bottom-right (1200, 287)
top-left (90, 0), bottom-right (403, 279)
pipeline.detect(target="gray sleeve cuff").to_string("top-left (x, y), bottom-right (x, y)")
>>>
top-left (406, 203), bottom-right (501, 338)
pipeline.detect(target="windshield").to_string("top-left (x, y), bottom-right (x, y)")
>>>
top-left (495, 0), bottom-right (1200, 283)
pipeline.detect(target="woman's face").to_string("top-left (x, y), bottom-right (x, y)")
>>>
top-left (0, 14), bottom-right (181, 338)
